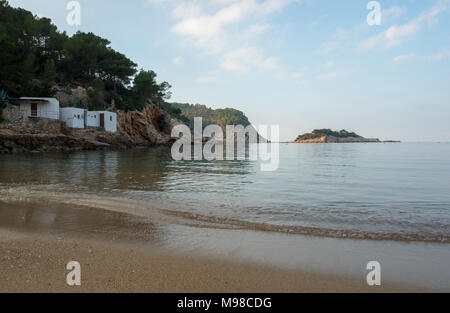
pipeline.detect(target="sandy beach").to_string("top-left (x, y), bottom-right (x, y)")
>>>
top-left (0, 200), bottom-right (424, 293)
top-left (0, 228), bottom-right (415, 293)
top-left (2, 0), bottom-right (450, 296)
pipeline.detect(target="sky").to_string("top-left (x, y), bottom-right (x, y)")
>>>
top-left (7, 0), bottom-right (450, 141)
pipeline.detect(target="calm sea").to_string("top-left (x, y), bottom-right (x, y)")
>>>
top-left (1, 143), bottom-right (449, 243)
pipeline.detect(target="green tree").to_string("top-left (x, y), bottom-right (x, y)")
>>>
top-left (38, 59), bottom-right (57, 96)
top-left (98, 49), bottom-right (137, 91)
top-left (0, 37), bottom-right (21, 95)
top-left (0, 1), bottom-right (171, 112)
top-left (87, 78), bottom-right (107, 110)
top-left (158, 81), bottom-right (172, 101)
top-left (0, 89), bottom-right (9, 108)
top-left (133, 70), bottom-right (158, 101)
top-left (133, 70), bottom-right (172, 107)
top-left (0, 1), bottom-right (67, 95)
top-left (62, 32), bottom-right (110, 82)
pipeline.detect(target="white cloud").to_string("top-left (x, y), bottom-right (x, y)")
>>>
top-left (171, 0), bottom-right (257, 53)
top-left (392, 49), bottom-right (450, 64)
top-left (358, 3), bottom-right (448, 52)
top-left (320, 6), bottom-right (405, 54)
top-left (221, 46), bottom-right (279, 73)
top-left (315, 70), bottom-right (349, 81)
top-left (428, 49), bottom-right (450, 61)
top-left (321, 28), bottom-right (347, 53)
top-left (256, 0), bottom-right (293, 16)
top-left (290, 67), bottom-right (307, 79)
top-left (196, 75), bottom-right (218, 83)
top-left (246, 23), bottom-right (271, 35)
top-left (392, 54), bottom-right (416, 64)
top-left (172, 56), bottom-right (185, 65)
top-left (323, 61), bottom-right (334, 69)
top-left (381, 6), bottom-right (406, 21)
top-left (170, 0), bottom-right (294, 73)
top-left (147, 0), bottom-right (169, 5)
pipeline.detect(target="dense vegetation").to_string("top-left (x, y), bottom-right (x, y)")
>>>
top-left (295, 129), bottom-right (360, 141)
top-left (0, 0), bottom-right (171, 111)
top-left (0, 89), bottom-right (8, 107)
top-left (0, 89), bottom-right (7, 122)
top-left (169, 103), bottom-right (251, 129)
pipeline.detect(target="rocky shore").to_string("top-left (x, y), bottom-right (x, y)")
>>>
top-left (290, 135), bottom-right (381, 143)
top-left (0, 103), bottom-right (182, 154)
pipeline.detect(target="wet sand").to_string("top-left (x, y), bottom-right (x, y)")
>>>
top-left (0, 200), bottom-right (423, 293)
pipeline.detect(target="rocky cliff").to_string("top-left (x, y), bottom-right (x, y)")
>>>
top-left (115, 104), bottom-right (183, 146)
top-left (0, 103), bottom-right (183, 154)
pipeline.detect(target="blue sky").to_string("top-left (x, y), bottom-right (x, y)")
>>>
top-left (8, 0), bottom-right (450, 141)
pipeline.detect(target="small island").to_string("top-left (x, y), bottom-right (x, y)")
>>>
top-left (290, 129), bottom-right (381, 143)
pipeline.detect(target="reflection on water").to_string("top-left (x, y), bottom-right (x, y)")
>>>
top-left (0, 143), bottom-right (450, 242)
top-left (0, 147), bottom-right (255, 192)
top-left (0, 200), bottom-right (163, 244)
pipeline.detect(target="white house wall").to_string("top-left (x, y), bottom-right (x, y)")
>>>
top-left (60, 108), bottom-right (85, 129)
top-left (89, 111), bottom-right (117, 133)
top-left (103, 112), bottom-right (117, 133)
top-left (86, 112), bottom-right (100, 127)
top-left (19, 97), bottom-right (60, 120)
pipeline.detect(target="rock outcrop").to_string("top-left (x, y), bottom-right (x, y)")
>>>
top-left (291, 136), bottom-right (380, 143)
top-left (53, 85), bottom-right (90, 107)
top-left (116, 104), bottom-right (183, 146)
top-left (0, 129), bottom-right (110, 154)
top-left (0, 103), bottom-right (184, 154)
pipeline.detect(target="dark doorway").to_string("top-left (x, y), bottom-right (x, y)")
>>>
top-left (31, 103), bottom-right (38, 117)
top-left (100, 113), bottom-right (105, 128)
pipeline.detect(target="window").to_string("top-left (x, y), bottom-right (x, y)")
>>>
top-left (110, 116), bottom-right (112, 121)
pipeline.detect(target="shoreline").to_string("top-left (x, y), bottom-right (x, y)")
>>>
top-left (0, 129), bottom-right (166, 155)
top-left (0, 200), bottom-right (440, 293)
top-left (0, 186), bottom-right (447, 244)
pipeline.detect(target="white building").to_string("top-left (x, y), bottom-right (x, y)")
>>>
top-left (60, 107), bottom-right (85, 129)
top-left (86, 111), bottom-right (100, 128)
top-left (86, 111), bottom-right (117, 133)
top-left (16, 97), bottom-right (117, 133)
top-left (19, 97), bottom-right (60, 120)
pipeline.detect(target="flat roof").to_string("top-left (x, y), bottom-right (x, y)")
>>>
top-left (89, 111), bottom-right (117, 114)
top-left (18, 97), bottom-right (50, 102)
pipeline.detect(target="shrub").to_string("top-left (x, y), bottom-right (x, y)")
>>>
top-left (295, 129), bottom-right (361, 141)
top-left (62, 85), bottom-right (73, 95)
top-left (0, 89), bottom-right (9, 108)
top-left (171, 108), bottom-right (182, 115)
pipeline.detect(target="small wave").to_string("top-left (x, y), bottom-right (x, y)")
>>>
top-left (0, 185), bottom-right (449, 243)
